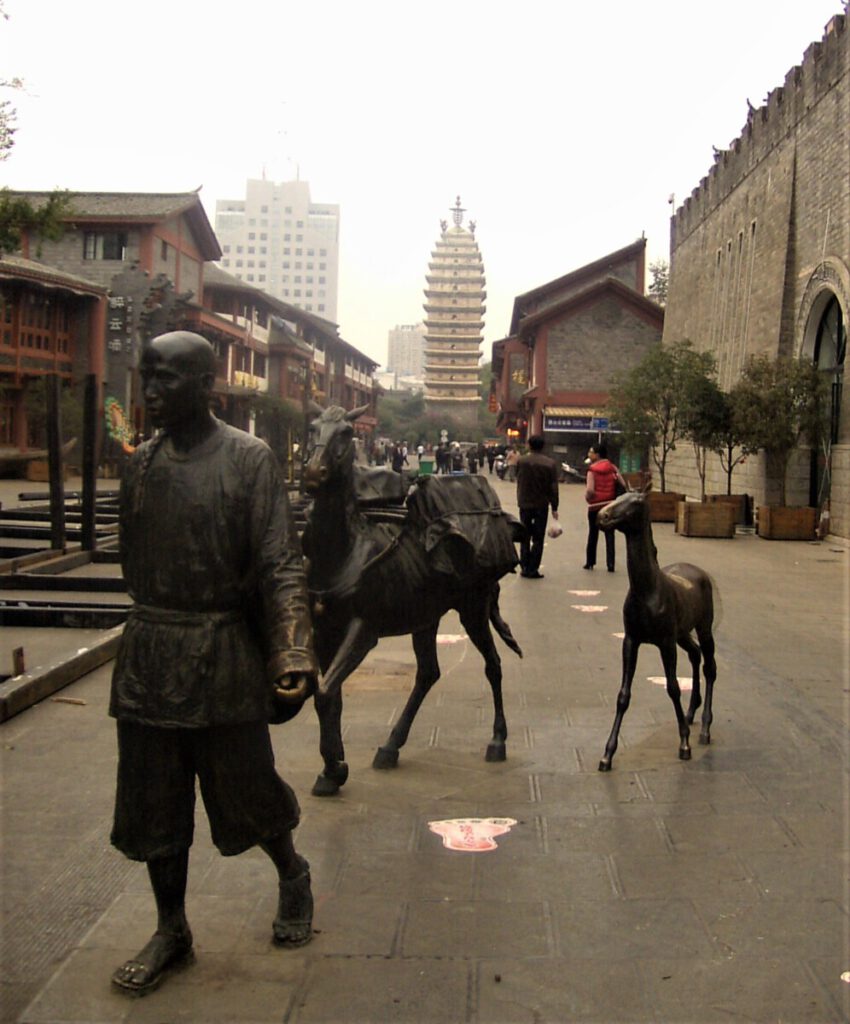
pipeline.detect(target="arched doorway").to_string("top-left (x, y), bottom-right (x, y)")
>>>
top-left (810, 295), bottom-right (846, 508)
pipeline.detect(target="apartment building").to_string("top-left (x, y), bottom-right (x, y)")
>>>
top-left (215, 178), bottom-right (340, 322)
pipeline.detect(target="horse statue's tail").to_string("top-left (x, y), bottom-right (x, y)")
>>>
top-left (489, 582), bottom-right (522, 658)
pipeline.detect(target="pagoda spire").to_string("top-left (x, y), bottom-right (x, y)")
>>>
top-left (452, 196), bottom-right (465, 228)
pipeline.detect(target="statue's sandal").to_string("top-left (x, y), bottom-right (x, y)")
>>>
top-left (111, 930), bottom-right (194, 996)
top-left (273, 856), bottom-right (314, 947)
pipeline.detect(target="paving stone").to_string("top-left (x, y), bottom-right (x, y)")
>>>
top-left (402, 899), bottom-right (550, 958)
top-left (475, 958), bottom-right (653, 1023)
top-left (638, 955), bottom-right (840, 1022)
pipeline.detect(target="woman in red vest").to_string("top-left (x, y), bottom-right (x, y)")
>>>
top-left (583, 443), bottom-right (626, 572)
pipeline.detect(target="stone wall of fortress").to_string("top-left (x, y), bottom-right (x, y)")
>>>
top-left (661, 13), bottom-right (849, 536)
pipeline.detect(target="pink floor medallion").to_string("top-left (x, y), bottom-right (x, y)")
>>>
top-left (428, 817), bottom-right (518, 852)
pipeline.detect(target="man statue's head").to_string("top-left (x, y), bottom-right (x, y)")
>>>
top-left (140, 332), bottom-right (216, 433)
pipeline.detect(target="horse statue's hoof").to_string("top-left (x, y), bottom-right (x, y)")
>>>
top-left (679, 748), bottom-right (692, 760)
top-left (311, 762), bottom-right (348, 797)
top-left (598, 760), bottom-right (612, 772)
top-left (372, 746), bottom-right (399, 770)
top-left (485, 742), bottom-right (506, 762)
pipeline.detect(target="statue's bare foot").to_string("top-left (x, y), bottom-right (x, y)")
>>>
top-left (111, 929), bottom-right (193, 996)
top-left (273, 856), bottom-right (313, 947)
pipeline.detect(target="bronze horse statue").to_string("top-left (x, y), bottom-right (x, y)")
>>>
top-left (596, 487), bottom-right (717, 770)
top-left (301, 405), bottom-right (523, 796)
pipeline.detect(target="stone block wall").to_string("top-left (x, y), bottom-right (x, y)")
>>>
top-left (546, 297), bottom-right (661, 393)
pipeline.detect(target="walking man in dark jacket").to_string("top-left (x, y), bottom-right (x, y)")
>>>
top-left (515, 435), bottom-right (559, 579)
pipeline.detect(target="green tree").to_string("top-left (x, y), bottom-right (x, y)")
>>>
top-left (680, 365), bottom-right (723, 501)
top-left (648, 259), bottom-right (669, 307)
top-left (606, 339), bottom-right (715, 492)
top-left (731, 355), bottom-right (827, 507)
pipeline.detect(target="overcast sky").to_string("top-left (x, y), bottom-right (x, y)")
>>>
top-left (3, 0), bottom-right (844, 366)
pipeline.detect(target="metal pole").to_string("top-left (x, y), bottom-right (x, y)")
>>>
top-left (45, 373), bottom-right (66, 551)
top-left (81, 374), bottom-right (98, 550)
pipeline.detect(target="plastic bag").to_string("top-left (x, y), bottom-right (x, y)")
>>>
top-left (547, 522), bottom-right (563, 539)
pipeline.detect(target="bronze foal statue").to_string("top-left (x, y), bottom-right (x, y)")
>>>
top-left (596, 488), bottom-right (717, 770)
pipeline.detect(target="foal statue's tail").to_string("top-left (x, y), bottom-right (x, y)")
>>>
top-left (489, 582), bottom-right (523, 658)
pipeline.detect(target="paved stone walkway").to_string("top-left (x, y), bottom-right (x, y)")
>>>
top-left (1, 475), bottom-right (848, 1022)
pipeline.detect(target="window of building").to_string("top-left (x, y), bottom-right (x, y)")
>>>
top-left (237, 245), bottom-right (243, 253)
top-left (254, 352), bottom-right (266, 376)
top-left (161, 240), bottom-right (168, 260)
top-left (260, 233), bottom-right (267, 240)
top-left (236, 260), bottom-right (243, 267)
top-left (283, 289), bottom-right (290, 296)
top-left (222, 258), bottom-right (230, 267)
top-left (319, 263), bottom-right (326, 270)
top-left (295, 249), bottom-right (302, 256)
top-left (248, 246), bottom-right (255, 254)
top-left (248, 233), bottom-right (256, 240)
top-left (282, 261), bottom-right (290, 269)
top-left (247, 260), bottom-right (255, 268)
top-left (260, 247), bottom-right (267, 254)
top-left (318, 276), bottom-right (325, 284)
top-left (307, 248), bottom-right (314, 256)
top-left (296, 221), bottom-right (303, 228)
top-left (294, 276), bottom-right (301, 283)
top-left (296, 234), bottom-right (303, 242)
top-left (223, 244), bottom-right (231, 253)
top-left (260, 205), bottom-right (268, 213)
top-left (83, 231), bottom-right (128, 261)
top-left (294, 289), bottom-right (301, 297)
top-left (259, 274), bottom-right (266, 282)
top-left (285, 207), bottom-right (292, 214)
top-left (319, 249), bottom-right (327, 257)
top-left (247, 274), bottom-right (255, 281)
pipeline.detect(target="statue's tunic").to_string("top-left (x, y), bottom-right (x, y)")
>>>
top-left (110, 420), bottom-right (316, 728)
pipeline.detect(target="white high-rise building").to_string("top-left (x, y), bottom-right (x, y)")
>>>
top-left (215, 178), bottom-right (340, 321)
top-left (387, 323), bottom-right (426, 377)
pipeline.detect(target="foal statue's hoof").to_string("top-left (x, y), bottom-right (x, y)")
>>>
top-left (598, 759), bottom-right (612, 772)
top-left (485, 741), bottom-right (506, 762)
top-left (699, 734), bottom-right (711, 746)
top-left (372, 746), bottom-right (399, 770)
top-left (679, 748), bottom-right (692, 761)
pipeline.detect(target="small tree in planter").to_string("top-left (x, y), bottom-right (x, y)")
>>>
top-left (606, 340), bottom-right (716, 493)
top-left (680, 362), bottom-right (724, 502)
top-left (732, 355), bottom-right (827, 539)
top-left (732, 355), bottom-right (827, 507)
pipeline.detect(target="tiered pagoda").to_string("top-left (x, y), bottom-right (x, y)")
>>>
top-left (422, 197), bottom-right (486, 428)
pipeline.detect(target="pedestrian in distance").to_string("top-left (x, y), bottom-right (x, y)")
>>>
top-left (109, 331), bottom-right (318, 997)
top-left (515, 434), bottom-right (560, 579)
top-left (505, 446), bottom-right (520, 481)
top-left (583, 442), bottom-right (627, 572)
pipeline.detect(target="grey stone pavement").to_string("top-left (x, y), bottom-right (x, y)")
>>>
top-left (1, 472), bottom-right (849, 1023)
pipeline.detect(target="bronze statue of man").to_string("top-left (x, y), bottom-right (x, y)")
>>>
top-left (109, 331), bottom-right (318, 995)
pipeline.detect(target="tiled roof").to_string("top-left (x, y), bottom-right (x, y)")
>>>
top-left (0, 254), bottom-right (106, 295)
top-left (8, 190), bottom-right (201, 219)
top-left (6, 190), bottom-right (221, 261)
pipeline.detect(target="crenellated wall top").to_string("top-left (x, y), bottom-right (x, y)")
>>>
top-left (672, 13), bottom-right (847, 242)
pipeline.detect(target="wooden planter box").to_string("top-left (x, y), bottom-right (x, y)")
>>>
top-left (646, 491), bottom-right (684, 522)
top-left (706, 493), bottom-right (752, 526)
top-left (757, 505), bottom-right (817, 540)
top-left (676, 501), bottom-right (736, 538)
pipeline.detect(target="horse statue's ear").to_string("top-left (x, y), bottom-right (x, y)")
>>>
top-left (307, 400), bottom-right (324, 418)
top-left (345, 404), bottom-right (370, 423)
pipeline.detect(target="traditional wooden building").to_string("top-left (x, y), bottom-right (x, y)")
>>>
top-left (0, 256), bottom-right (107, 452)
top-left (492, 239), bottom-right (663, 466)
